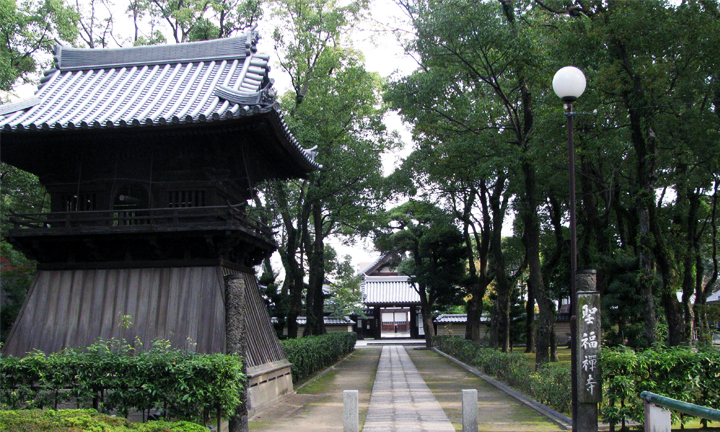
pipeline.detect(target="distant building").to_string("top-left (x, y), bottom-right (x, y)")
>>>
top-left (359, 253), bottom-right (424, 339)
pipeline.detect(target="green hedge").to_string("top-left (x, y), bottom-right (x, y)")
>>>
top-left (0, 339), bottom-right (244, 424)
top-left (433, 336), bottom-right (571, 413)
top-left (281, 332), bottom-right (357, 382)
top-left (0, 409), bottom-right (208, 431)
top-left (436, 336), bottom-right (720, 429)
top-left (602, 345), bottom-right (720, 429)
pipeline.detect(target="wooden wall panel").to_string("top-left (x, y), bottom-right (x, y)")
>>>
top-left (4, 267), bottom-right (228, 356)
top-left (239, 273), bottom-right (286, 368)
top-left (4, 266), bottom-right (288, 372)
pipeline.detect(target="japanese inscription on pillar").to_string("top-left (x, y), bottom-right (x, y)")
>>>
top-left (576, 291), bottom-right (602, 403)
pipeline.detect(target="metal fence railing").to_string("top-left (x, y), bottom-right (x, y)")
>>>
top-left (640, 391), bottom-right (720, 432)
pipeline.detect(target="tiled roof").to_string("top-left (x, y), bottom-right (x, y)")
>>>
top-left (362, 276), bottom-right (420, 305)
top-left (271, 316), bottom-right (355, 325)
top-left (360, 255), bottom-right (386, 275)
top-left (434, 313), bottom-right (490, 323)
top-left (435, 314), bottom-right (467, 323)
top-left (0, 30), bottom-right (319, 171)
top-left (707, 290), bottom-right (720, 303)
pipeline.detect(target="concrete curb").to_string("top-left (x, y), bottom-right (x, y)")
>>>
top-left (431, 347), bottom-right (573, 431)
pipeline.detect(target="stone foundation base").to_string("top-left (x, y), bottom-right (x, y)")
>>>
top-left (247, 360), bottom-right (294, 416)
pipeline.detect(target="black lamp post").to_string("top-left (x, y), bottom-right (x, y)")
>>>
top-left (553, 65), bottom-right (586, 432)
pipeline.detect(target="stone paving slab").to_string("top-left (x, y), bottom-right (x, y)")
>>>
top-left (362, 346), bottom-right (455, 432)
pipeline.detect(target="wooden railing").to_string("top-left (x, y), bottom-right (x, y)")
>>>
top-left (8, 204), bottom-right (272, 237)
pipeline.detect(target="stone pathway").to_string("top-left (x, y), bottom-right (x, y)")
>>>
top-left (362, 346), bottom-right (455, 432)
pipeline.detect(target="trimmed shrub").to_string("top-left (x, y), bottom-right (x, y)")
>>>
top-left (281, 332), bottom-right (357, 382)
top-left (433, 335), bottom-right (571, 414)
top-left (436, 336), bottom-right (720, 429)
top-left (601, 345), bottom-right (720, 429)
top-left (0, 339), bottom-right (244, 425)
top-left (0, 409), bottom-right (208, 431)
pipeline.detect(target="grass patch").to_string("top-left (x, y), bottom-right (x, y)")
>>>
top-left (522, 346), bottom-right (572, 365)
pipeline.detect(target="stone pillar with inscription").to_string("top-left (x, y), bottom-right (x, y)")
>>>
top-left (575, 270), bottom-right (601, 432)
top-left (226, 274), bottom-right (249, 432)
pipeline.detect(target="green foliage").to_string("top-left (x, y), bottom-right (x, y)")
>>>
top-left (1, 163), bottom-right (45, 341)
top-left (0, 409), bottom-right (207, 431)
top-left (0, 0), bottom-right (78, 92)
top-left (376, 200), bottom-right (467, 308)
top-left (0, 257), bottom-right (34, 343)
top-left (325, 252), bottom-right (365, 319)
top-left (0, 339), bottom-right (244, 424)
top-left (438, 336), bottom-right (720, 426)
top-left (131, 0), bottom-right (262, 44)
top-left (281, 332), bottom-right (356, 383)
top-left (601, 345), bottom-right (720, 429)
top-left (434, 336), bottom-right (571, 414)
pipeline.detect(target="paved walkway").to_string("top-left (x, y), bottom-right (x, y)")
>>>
top-left (362, 346), bottom-right (455, 432)
top-left (249, 345), bottom-right (564, 431)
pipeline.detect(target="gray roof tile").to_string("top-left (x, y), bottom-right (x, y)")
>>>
top-left (362, 276), bottom-right (420, 305)
top-left (0, 30), bottom-right (319, 171)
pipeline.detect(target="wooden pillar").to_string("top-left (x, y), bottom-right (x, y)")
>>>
top-left (226, 274), bottom-right (249, 432)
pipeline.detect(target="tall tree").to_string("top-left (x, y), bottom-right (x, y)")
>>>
top-left (537, 0), bottom-right (720, 346)
top-left (137, 0), bottom-right (262, 43)
top-left (389, 0), bottom-right (560, 362)
top-left (262, 0), bottom-right (391, 337)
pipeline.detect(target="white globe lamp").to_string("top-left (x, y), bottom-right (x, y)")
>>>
top-left (553, 66), bottom-right (586, 102)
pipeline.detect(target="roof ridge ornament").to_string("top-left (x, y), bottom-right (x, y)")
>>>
top-left (214, 80), bottom-right (277, 107)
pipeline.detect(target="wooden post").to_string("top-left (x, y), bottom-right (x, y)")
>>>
top-left (226, 274), bottom-right (249, 432)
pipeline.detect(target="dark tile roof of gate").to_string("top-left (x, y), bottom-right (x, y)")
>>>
top-left (0, 30), bottom-right (319, 170)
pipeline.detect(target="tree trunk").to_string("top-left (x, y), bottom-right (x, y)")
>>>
top-left (489, 299), bottom-right (500, 349)
top-left (275, 183), bottom-right (306, 339)
top-left (419, 284), bottom-right (435, 348)
top-left (521, 161), bottom-right (552, 365)
top-left (302, 201), bottom-right (326, 336)
top-left (525, 279), bottom-right (535, 353)
top-left (465, 291), bottom-right (482, 342)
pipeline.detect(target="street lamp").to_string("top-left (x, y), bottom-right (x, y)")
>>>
top-left (553, 66), bottom-right (586, 432)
